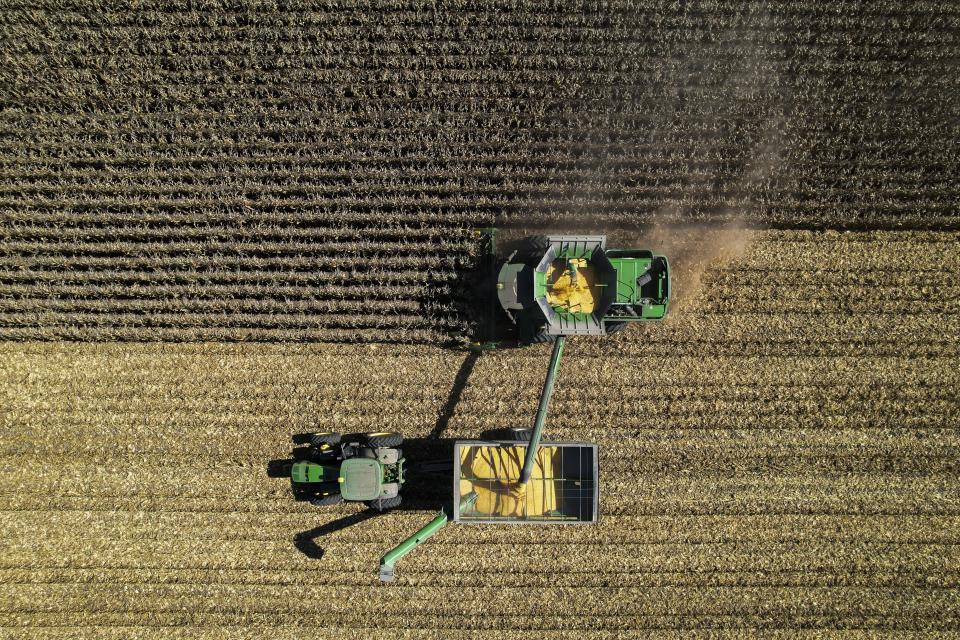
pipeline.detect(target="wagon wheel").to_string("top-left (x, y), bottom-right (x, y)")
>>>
top-left (604, 321), bottom-right (629, 335)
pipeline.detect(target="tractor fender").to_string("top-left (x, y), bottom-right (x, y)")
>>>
top-left (380, 482), bottom-right (400, 499)
top-left (375, 448), bottom-right (400, 465)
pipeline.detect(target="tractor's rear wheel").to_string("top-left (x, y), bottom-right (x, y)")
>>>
top-left (309, 432), bottom-right (341, 446)
top-left (310, 494), bottom-right (343, 507)
top-left (362, 432), bottom-right (403, 448)
top-left (368, 495), bottom-right (402, 511)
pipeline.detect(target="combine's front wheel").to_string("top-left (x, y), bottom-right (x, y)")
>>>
top-left (604, 322), bottom-right (628, 335)
top-left (521, 235), bottom-right (551, 261)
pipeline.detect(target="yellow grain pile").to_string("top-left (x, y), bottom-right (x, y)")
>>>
top-left (545, 259), bottom-right (599, 313)
top-left (458, 445), bottom-right (559, 517)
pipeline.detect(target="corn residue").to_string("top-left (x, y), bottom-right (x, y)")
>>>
top-left (545, 259), bottom-right (599, 313)
top-left (459, 445), bottom-right (558, 518)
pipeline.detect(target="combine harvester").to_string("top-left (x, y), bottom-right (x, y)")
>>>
top-left (475, 231), bottom-right (670, 346)
top-left (291, 232), bottom-right (670, 581)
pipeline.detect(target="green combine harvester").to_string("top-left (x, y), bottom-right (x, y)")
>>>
top-left (479, 231), bottom-right (670, 345)
top-left (289, 232), bottom-right (670, 581)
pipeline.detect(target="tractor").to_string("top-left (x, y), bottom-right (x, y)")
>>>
top-left (290, 431), bottom-right (405, 511)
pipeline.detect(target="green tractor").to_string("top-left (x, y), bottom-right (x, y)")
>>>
top-left (472, 231), bottom-right (670, 346)
top-left (290, 431), bottom-right (405, 511)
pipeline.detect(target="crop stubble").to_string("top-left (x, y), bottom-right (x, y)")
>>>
top-left (2, 230), bottom-right (959, 636)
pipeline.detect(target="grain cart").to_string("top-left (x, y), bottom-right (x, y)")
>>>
top-left (377, 337), bottom-right (599, 581)
top-left (379, 437), bottom-right (598, 581)
top-left (290, 431), bottom-right (405, 511)
top-left (472, 231), bottom-right (670, 346)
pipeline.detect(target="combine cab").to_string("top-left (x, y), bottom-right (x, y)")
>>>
top-left (474, 231), bottom-right (670, 345)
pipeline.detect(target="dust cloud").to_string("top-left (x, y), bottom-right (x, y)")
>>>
top-left (607, 220), bottom-right (752, 318)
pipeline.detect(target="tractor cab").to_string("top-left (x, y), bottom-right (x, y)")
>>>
top-left (340, 457), bottom-right (384, 501)
top-left (289, 431), bottom-right (406, 511)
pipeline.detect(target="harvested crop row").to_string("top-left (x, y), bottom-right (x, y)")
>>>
top-left (2, 227), bottom-right (958, 634)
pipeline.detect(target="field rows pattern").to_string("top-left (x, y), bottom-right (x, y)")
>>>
top-left (2, 0), bottom-right (959, 340)
top-left (3, 0), bottom-right (960, 637)
top-left (2, 232), bottom-right (960, 635)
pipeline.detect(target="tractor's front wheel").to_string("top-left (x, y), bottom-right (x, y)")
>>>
top-left (368, 495), bottom-right (402, 511)
top-left (310, 494), bottom-right (343, 507)
top-left (362, 432), bottom-right (403, 448)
